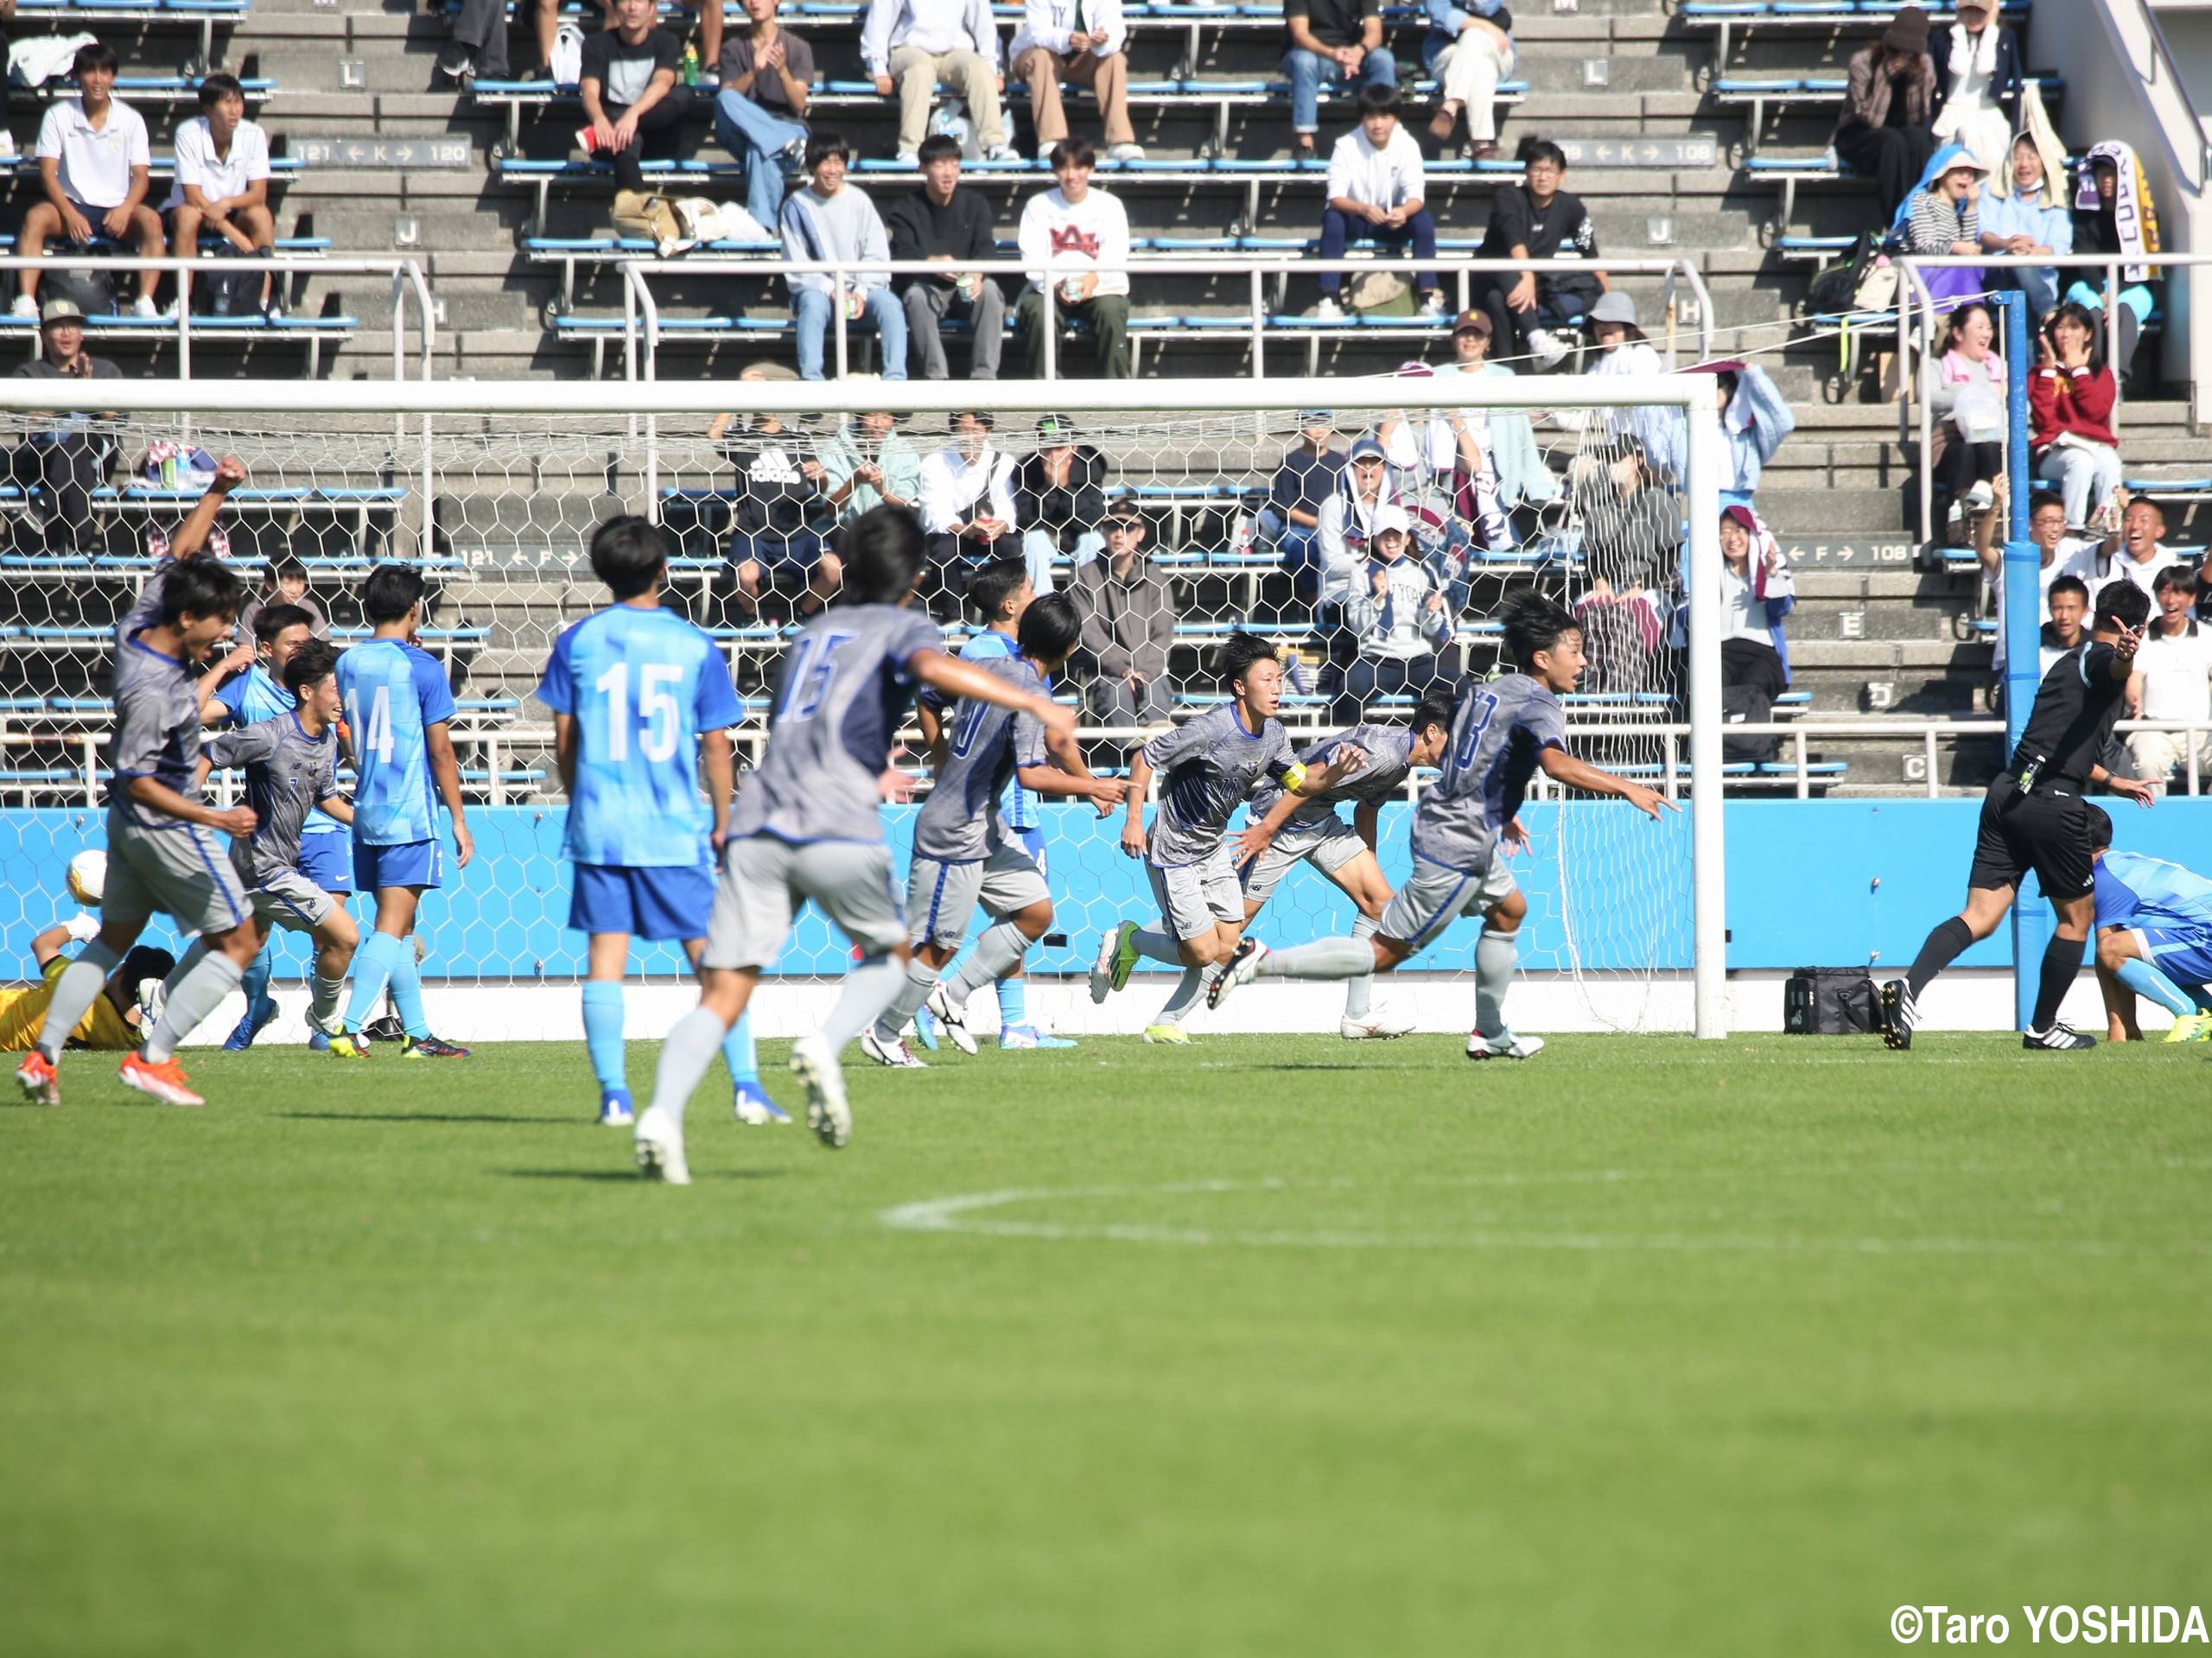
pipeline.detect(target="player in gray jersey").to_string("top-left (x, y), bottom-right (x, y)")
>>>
top-left (194, 639), bottom-right (362, 1043)
top-left (1089, 632), bottom-right (1367, 1044)
top-left (1234, 695), bottom-right (1455, 1041)
top-left (1212, 593), bottom-right (1673, 1058)
top-left (864, 593), bottom-right (1126, 1067)
top-left (15, 461), bottom-right (270, 1110)
top-left (634, 506), bottom-right (1076, 1184)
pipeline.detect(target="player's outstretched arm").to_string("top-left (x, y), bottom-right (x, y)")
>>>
top-left (1539, 746), bottom-right (1677, 821)
top-left (1289, 742), bottom-right (1367, 798)
top-left (2091, 764), bottom-right (2158, 809)
top-left (1235, 788), bottom-right (1306, 862)
top-left (124, 774), bottom-right (255, 836)
top-left (1021, 723), bottom-right (1126, 811)
top-left (423, 721), bottom-right (475, 868)
top-left (167, 455), bottom-right (248, 562)
top-left (909, 649), bottom-right (1077, 740)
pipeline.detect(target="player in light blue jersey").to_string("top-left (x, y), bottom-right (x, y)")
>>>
top-left (329, 564), bottom-right (474, 1059)
top-left (537, 515), bottom-right (787, 1128)
top-left (2085, 806), bottom-right (2212, 1043)
top-left (1213, 593), bottom-right (1674, 1052)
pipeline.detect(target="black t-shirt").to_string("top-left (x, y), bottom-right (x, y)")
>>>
top-left (1286, 0), bottom-right (1378, 50)
top-left (1479, 184), bottom-right (1601, 295)
top-left (582, 27), bottom-right (679, 109)
top-left (1883, 73), bottom-right (1915, 129)
top-left (883, 187), bottom-right (998, 286)
top-left (2010, 640), bottom-right (2127, 791)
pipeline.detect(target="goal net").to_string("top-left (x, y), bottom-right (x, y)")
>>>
top-left (0, 377), bottom-right (1720, 1035)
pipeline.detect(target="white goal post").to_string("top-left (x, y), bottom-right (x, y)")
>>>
top-left (0, 373), bottom-right (1727, 1039)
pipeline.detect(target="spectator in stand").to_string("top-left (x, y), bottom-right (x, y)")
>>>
top-left (1332, 503), bottom-right (1452, 721)
top-left (1929, 299), bottom-right (2006, 535)
top-left (1314, 434), bottom-right (1400, 610)
top-left (1694, 359), bottom-right (1795, 512)
top-left (1071, 500), bottom-right (1176, 728)
top-left (16, 43), bottom-right (160, 320)
top-left (1715, 504), bottom-right (1796, 702)
top-left (1422, 0), bottom-right (1512, 163)
top-left (2125, 566), bottom-right (2211, 790)
top-left (1314, 86), bottom-right (1444, 323)
top-left (861, 0), bottom-right (1020, 165)
top-left (919, 410), bottom-right (1020, 614)
top-left (884, 136), bottom-right (1004, 381)
top-left (1582, 291), bottom-right (1681, 468)
top-left (1571, 436), bottom-right (1677, 693)
top-left (780, 133), bottom-right (907, 383)
top-left (1470, 138), bottom-right (1604, 370)
top-left (2037, 573), bottom-right (2094, 675)
top-left (1012, 0), bottom-right (1142, 163)
top-left (1256, 410), bottom-right (1345, 602)
top-left (1015, 141), bottom-right (1131, 378)
top-left (1929, 0), bottom-right (2022, 182)
top-left (2067, 143), bottom-right (2162, 380)
top-left (1014, 413), bottom-right (1107, 594)
top-left (2091, 492), bottom-right (2177, 607)
top-left (443, 0), bottom-right (640, 87)
top-left (816, 409), bottom-right (924, 524)
top-left (1284, 0), bottom-right (1395, 161)
top-left (714, 0), bottom-right (817, 237)
top-left (239, 556), bottom-right (329, 644)
top-left (1980, 129), bottom-right (2069, 321)
top-left (708, 386), bottom-right (839, 615)
top-left (1432, 308), bottom-right (1554, 519)
top-left (578, 0), bottom-right (696, 217)
top-left (1977, 482), bottom-right (2096, 679)
top-left (1898, 144), bottom-right (1987, 310)
top-left (2030, 300), bottom-right (2121, 530)
top-left (164, 74), bottom-right (277, 319)
top-left (10, 299), bottom-right (120, 552)
top-left (1831, 6), bottom-right (1936, 226)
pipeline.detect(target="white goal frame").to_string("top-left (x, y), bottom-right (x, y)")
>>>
top-left (0, 373), bottom-right (1727, 1039)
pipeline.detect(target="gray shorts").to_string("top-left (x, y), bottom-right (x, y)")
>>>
top-left (248, 867), bottom-right (337, 935)
top-left (1379, 854), bottom-right (1518, 956)
top-left (1147, 843), bottom-right (1244, 943)
top-left (1238, 815), bottom-right (1368, 908)
top-left (702, 835), bottom-right (907, 970)
top-left (102, 806), bottom-right (250, 937)
top-left (907, 842), bottom-right (1050, 950)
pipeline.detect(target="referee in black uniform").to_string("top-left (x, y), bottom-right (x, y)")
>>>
top-left (1884, 579), bottom-right (2156, 1051)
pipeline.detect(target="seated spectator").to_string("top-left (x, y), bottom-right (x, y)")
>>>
top-left (780, 134), bottom-right (907, 383)
top-left (1897, 144), bottom-right (1987, 310)
top-left (1432, 310), bottom-right (1555, 518)
top-left (1422, 0), bottom-right (1511, 162)
top-left (714, 0), bottom-right (816, 237)
top-left (1980, 129), bottom-right (2069, 320)
top-left (16, 44), bottom-right (161, 320)
top-left (861, 0), bottom-right (1020, 165)
top-left (1315, 434), bottom-right (1400, 609)
top-left (2126, 567), bottom-right (2211, 790)
top-left (2030, 300), bottom-right (2121, 530)
top-left (1071, 501), bottom-right (1176, 728)
top-left (1716, 503), bottom-right (1795, 701)
top-left (1332, 504), bottom-right (1452, 721)
top-left (1832, 6), bottom-right (1936, 226)
top-left (2091, 492), bottom-right (2177, 607)
top-left (443, 0), bottom-right (634, 86)
top-left (1571, 437), bottom-right (1678, 664)
top-left (1929, 299), bottom-right (2006, 534)
top-left (10, 300), bottom-right (120, 552)
top-left (1470, 138), bottom-right (1603, 370)
top-left (884, 136), bottom-right (1004, 382)
top-left (1314, 87), bottom-right (1443, 323)
top-left (1014, 414), bottom-right (1106, 594)
top-left (239, 555), bottom-right (328, 644)
top-left (919, 410), bottom-right (1020, 614)
top-left (164, 74), bottom-right (276, 318)
top-left (2067, 143), bottom-right (2162, 381)
top-left (816, 409), bottom-right (924, 524)
top-left (579, 0), bottom-right (696, 227)
top-left (1013, 0), bottom-right (1142, 163)
top-left (1929, 0), bottom-right (2021, 181)
top-left (1255, 410), bottom-right (1345, 602)
top-left (1283, 0), bottom-right (1396, 160)
top-left (1978, 483), bottom-right (2097, 678)
top-left (708, 389), bottom-right (839, 615)
top-left (1014, 141), bottom-right (1132, 379)
top-left (1584, 291), bottom-right (1681, 466)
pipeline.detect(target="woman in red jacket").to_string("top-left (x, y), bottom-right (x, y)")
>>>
top-left (2030, 300), bottom-right (2122, 530)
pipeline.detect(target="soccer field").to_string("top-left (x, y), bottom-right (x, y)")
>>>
top-left (4, 1034), bottom-right (2209, 1655)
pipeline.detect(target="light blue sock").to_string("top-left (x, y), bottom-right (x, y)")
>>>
top-left (582, 980), bottom-right (626, 1094)
top-left (721, 1007), bottom-right (759, 1084)
top-left (241, 941), bottom-right (273, 1010)
top-left (388, 944), bottom-right (431, 1041)
top-left (996, 975), bottom-right (1027, 1027)
top-left (342, 932), bottom-right (404, 1034)
top-left (2117, 956), bottom-right (2194, 1019)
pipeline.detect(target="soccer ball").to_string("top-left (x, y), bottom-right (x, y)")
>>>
top-left (66, 849), bottom-right (106, 905)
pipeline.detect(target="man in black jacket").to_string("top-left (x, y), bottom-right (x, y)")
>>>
top-left (883, 134), bottom-right (1004, 381)
top-left (1013, 413), bottom-right (1106, 594)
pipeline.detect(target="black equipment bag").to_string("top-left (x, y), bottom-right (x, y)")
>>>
top-left (191, 245), bottom-right (263, 317)
top-left (38, 264), bottom-right (115, 319)
top-left (1719, 682), bottom-right (1776, 764)
top-left (1783, 968), bottom-right (1880, 1035)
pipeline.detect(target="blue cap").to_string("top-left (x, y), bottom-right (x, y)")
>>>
top-left (1349, 435), bottom-right (1386, 461)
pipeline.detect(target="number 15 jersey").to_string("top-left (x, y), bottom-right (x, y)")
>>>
top-left (1411, 672), bottom-right (1567, 873)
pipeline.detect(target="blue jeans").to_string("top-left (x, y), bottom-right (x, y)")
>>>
top-left (713, 86), bottom-right (808, 234)
top-left (1020, 527), bottom-right (1104, 594)
top-left (1281, 47), bottom-right (1396, 135)
top-left (793, 286), bottom-right (909, 381)
top-left (1318, 206), bottom-right (1437, 297)
top-left (1258, 508), bottom-right (1323, 600)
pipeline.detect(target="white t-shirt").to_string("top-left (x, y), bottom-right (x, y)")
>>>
top-left (1016, 186), bottom-right (1130, 296)
top-left (1992, 537), bottom-right (2097, 672)
top-left (35, 97), bottom-right (151, 211)
top-left (1325, 124), bottom-right (1424, 212)
top-left (2134, 618), bottom-right (2212, 724)
top-left (163, 116), bottom-right (272, 213)
top-left (2090, 543), bottom-right (2178, 607)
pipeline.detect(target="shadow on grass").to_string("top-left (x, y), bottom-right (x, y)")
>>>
top-left (282, 1110), bottom-right (552, 1126)
top-left (502, 1167), bottom-right (786, 1183)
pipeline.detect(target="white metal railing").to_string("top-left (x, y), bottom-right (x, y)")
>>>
top-left (2127, 0), bottom-right (2212, 193)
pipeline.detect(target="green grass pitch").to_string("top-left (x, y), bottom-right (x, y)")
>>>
top-left (4, 1032), bottom-right (2209, 1655)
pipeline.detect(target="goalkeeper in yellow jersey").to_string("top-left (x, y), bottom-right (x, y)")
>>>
top-left (0, 916), bottom-right (175, 1052)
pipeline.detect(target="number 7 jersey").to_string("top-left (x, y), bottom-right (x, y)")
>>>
top-left (1412, 671), bottom-right (1567, 873)
top-left (336, 636), bottom-right (457, 847)
top-left (537, 603), bottom-right (742, 867)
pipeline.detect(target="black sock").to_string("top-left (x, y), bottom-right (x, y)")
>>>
top-left (2031, 933), bottom-right (2086, 1031)
top-left (1907, 916), bottom-right (1976, 1000)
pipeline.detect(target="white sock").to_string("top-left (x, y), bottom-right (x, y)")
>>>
top-left (162, 937), bottom-right (207, 997)
top-left (1474, 928), bottom-right (1518, 1035)
top-left (37, 941), bottom-right (120, 1059)
top-left (143, 950), bottom-right (244, 1063)
top-left (1156, 963), bottom-right (1219, 1026)
top-left (310, 972), bottom-right (346, 1027)
top-left (947, 921), bottom-right (1030, 1002)
top-left (1257, 937), bottom-right (1374, 980)
top-left (647, 1006), bottom-right (731, 1132)
top-left (823, 954), bottom-right (909, 1054)
top-left (873, 959), bottom-right (939, 1045)
top-left (1344, 914), bottom-right (1379, 1019)
top-left (1130, 928), bottom-right (1185, 966)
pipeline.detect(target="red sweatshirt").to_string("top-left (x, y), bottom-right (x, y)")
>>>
top-left (2029, 363), bottom-right (2119, 451)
